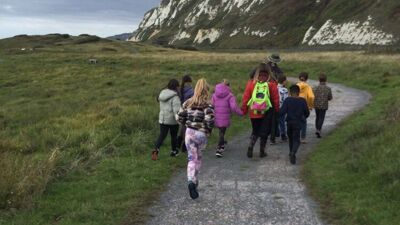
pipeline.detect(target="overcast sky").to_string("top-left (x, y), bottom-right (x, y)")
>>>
top-left (0, 0), bottom-right (160, 39)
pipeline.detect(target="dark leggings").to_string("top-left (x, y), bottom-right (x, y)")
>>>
top-left (250, 109), bottom-right (273, 139)
top-left (270, 110), bottom-right (280, 142)
top-left (315, 109), bottom-right (327, 131)
top-left (287, 123), bottom-right (301, 155)
top-left (218, 127), bottom-right (227, 147)
top-left (155, 124), bottom-right (179, 151)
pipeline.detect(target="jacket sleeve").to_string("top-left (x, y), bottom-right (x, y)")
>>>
top-left (241, 80), bottom-right (253, 115)
top-left (204, 105), bottom-right (215, 133)
top-left (172, 96), bottom-right (181, 119)
top-left (176, 103), bottom-right (188, 125)
top-left (279, 99), bottom-right (288, 117)
top-left (229, 94), bottom-right (243, 116)
top-left (307, 86), bottom-right (315, 110)
top-left (328, 87), bottom-right (333, 101)
top-left (303, 100), bottom-right (310, 118)
top-left (269, 83), bottom-right (280, 112)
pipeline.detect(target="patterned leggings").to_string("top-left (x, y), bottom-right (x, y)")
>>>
top-left (185, 128), bottom-right (207, 183)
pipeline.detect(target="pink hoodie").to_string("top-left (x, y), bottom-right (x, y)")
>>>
top-left (211, 83), bottom-right (243, 128)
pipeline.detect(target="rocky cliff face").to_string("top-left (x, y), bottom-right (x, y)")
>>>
top-left (130, 0), bottom-right (400, 48)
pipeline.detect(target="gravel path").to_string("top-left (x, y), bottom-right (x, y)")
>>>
top-left (145, 81), bottom-right (370, 225)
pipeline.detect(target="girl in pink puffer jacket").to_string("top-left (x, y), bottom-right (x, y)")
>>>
top-left (211, 80), bottom-right (243, 158)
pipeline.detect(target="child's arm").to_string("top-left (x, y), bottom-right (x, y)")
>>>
top-left (241, 80), bottom-right (253, 115)
top-left (307, 86), bottom-right (315, 110)
top-left (279, 99), bottom-right (288, 117)
top-left (303, 100), bottom-right (310, 118)
top-left (172, 96), bottom-right (181, 120)
top-left (204, 105), bottom-right (215, 135)
top-left (229, 94), bottom-right (243, 116)
top-left (269, 83), bottom-right (280, 112)
top-left (176, 103), bottom-right (188, 125)
top-left (328, 87), bottom-right (333, 101)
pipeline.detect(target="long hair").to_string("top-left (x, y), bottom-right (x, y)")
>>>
top-left (180, 74), bottom-right (192, 102)
top-left (186, 78), bottom-right (210, 108)
top-left (253, 63), bottom-right (272, 83)
top-left (168, 79), bottom-right (180, 92)
top-left (157, 79), bottom-right (179, 102)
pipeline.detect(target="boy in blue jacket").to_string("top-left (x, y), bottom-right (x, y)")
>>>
top-left (280, 85), bottom-right (310, 164)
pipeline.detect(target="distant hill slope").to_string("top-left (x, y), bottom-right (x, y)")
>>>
top-left (0, 34), bottom-right (106, 50)
top-left (129, 0), bottom-right (400, 48)
top-left (107, 32), bottom-right (136, 41)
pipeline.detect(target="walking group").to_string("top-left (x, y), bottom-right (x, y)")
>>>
top-left (151, 54), bottom-right (333, 200)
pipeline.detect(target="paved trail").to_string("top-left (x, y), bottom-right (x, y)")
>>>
top-left (145, 81), bottom-right (370, 225)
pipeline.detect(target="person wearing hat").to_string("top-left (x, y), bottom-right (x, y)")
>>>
top-left (266, 53), bottom-right (283, 82)
top-left (248, 53), bottom-right (283, 145)
top-left (248, 53), bottom-right (283, 80)
top-left (266, 53), bottom-right (283, 145)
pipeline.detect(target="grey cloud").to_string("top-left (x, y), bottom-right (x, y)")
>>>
top-left (0, 0), bottom-right (160, 38)
top-left (1, 0), bottom-right (160, 22)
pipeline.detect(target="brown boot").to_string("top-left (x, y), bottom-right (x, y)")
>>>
top-left (247, 135), bottom-right (258, 158)
top-left (260, 138), bottom-right (267, 158)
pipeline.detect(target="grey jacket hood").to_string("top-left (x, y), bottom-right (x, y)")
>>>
top-left (159, 89), bottom-right (178, 102)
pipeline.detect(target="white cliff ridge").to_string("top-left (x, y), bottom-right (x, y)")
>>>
top-left (130, 0), bottom-right (399, 48)
top-left (304, 16), bottom-right (396, 46)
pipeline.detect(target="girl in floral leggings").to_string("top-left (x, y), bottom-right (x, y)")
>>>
top-left (177, 78), bottom-right (214, 200)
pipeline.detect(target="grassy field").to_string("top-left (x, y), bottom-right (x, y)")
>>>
top-left (0, 35), bottom-right (399, 225)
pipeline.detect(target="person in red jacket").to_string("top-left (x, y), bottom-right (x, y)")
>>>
top-left (242, 63), bottom-right (280, 158)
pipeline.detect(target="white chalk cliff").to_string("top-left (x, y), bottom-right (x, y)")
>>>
top-left (130, 0), bottom-right (399, 48)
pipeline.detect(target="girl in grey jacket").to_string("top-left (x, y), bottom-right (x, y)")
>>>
top-left (152, 79), bottom-right (181, 160)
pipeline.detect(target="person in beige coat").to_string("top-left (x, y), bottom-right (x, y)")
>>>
top-left (152, 79), bottom-right (181, 160)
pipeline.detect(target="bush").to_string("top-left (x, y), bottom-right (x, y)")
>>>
top-left (73, 35), bottom-right (101, 44)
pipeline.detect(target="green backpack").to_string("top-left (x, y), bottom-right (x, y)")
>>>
top-left (247, 81), bottom-right (272, 114)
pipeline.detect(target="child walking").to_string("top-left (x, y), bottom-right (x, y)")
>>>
top-left (177, 75), bottom-right (194, 153)
top-left (242, 63), bottom-right (279, 158)
top-left (278, 75), bottom-right (289, 141)
top-left (177, 78), bottom-right (214, 200)
top-left (280, 85), bottom-right (310, 164)
top-left (211, 79), bottom-right (243, 158)
top-left (313, 73), bottom-right (333, 138)
top-left (297, 72), bottom-right (314, 143)
top-left (151, 79), bottom-right (181, 161)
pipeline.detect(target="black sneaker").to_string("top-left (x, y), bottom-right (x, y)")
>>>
top-left (170, 150), bottom-right (179, 157)
top-left (290, 153), bottom-right (296, 165)
top-left (247, 146), bottom-right (253, 158)
top-left (188, 181), bottom-right (199, 199)
top-left (216, 150), bottom-right (223, 158)
top-left (316, 132), bottom-right (322, 138)
top-left (260, 151), bottom-right (267, 158)
top-left (270, 140), bottom-right (276, 145)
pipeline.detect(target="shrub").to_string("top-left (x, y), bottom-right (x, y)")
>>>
top-left (73, 35), bottom-right (101, 44)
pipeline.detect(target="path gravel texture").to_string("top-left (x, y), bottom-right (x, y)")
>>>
top-left (145, 81), bottom-right (370, 225)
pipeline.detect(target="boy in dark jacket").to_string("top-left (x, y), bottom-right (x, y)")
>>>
top-left (279, 85), bottom-right (310, 165)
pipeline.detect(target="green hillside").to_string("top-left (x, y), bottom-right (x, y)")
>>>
top-left (0, 35), bottom-right (399, 225)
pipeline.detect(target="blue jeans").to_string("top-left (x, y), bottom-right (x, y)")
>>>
top-left (301, 119), bottom-right (307, 139)
top-left (279, 114), bottom-right (286, 137)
